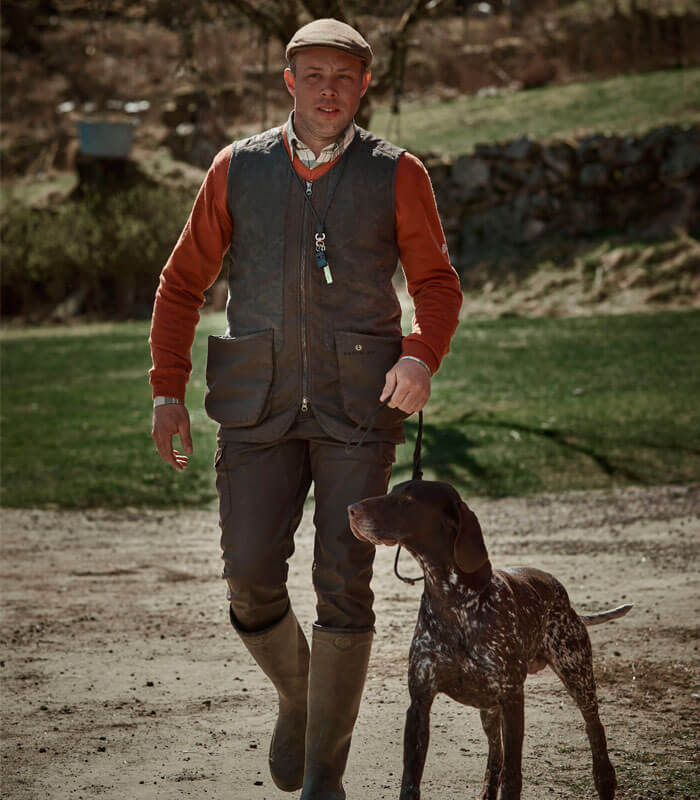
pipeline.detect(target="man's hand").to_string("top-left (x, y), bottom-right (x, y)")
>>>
top-left (152, 404), bottom-right (193, 471)
top-left (380, 358), bottom-right (431, 414)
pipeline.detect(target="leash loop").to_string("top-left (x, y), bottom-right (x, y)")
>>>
top-left (344, 400), bottom-right (389, 454)
top-left (344, 405), bottom-right (426, 586)
top-left (395, 410), bottom-right (425, 585)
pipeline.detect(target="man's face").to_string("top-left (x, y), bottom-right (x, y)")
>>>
top-left (284, 47), bottom-right (371, 156)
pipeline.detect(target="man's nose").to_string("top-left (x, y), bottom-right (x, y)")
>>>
top-left (319, 80), bottom-right (338, 95)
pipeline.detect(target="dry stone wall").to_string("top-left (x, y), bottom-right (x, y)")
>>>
top-left (427, 124), bottom-right (700, 284)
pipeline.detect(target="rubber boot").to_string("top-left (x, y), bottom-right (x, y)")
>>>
top-left (232, 605), bottom-right (310, 792)
top-left (300, 625), bottom-right (373, 800)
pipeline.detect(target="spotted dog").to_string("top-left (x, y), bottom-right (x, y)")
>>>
top-left (348, 479), bottom-right (632, 800)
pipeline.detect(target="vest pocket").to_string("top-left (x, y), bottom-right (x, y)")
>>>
top-left (335, 330), bottom-right (409, 429)
top-left (205, 329), bottom-right (274, 427)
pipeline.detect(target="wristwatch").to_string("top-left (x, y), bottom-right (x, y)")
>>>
top-left (153, 396), bottom-right (184, 408)
top-left (399, 355), bottom-right (432, 376)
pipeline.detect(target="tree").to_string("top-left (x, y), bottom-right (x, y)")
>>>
top-left (226, 0), bottom-right (443, 125)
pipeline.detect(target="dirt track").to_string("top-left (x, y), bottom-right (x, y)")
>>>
top-left (1, 484), bottom-right (698, 799)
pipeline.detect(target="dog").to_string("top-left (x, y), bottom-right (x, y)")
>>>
top-left (348, 479), bottom-right (632, 800)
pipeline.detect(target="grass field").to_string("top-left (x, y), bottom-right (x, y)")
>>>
top-left (371, 68), bottom-right (700, 156)
top-left (2, 310), bottom-right (698, 508)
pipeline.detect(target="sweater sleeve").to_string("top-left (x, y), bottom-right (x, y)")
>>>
top-left (395, 152), bottom-right (462, 375)
top-left (148, 144), bottom-right (234, 400)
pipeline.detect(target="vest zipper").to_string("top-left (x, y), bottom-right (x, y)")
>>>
top-left (299, 180), bottom-right (312, 413)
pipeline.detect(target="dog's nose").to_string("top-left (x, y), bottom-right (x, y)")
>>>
top-left (347, 504), bottom-right (359, 518)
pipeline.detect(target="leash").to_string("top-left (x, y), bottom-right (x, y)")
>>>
top-left (394, 409), bottom-right (424, 585)
top-left (345, 404), bottom-right (425, 586)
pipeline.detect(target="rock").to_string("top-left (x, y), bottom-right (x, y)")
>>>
top-left (579, 163), bottom-right (609, 188)
top-left (577, 134), bottom-right (608, 164)
top-left (615, 163), bottom-right (657, 187)
top-left (660, 127), bottom-right (700, 181)
top-left (618, 136), bottom-right (645, 166)
top-left (450, 156), bottom-right (491, 202)
top-left (574, 135), bottom-right (621, 165)
top-left (503, 135), bottom-right (539, 161)
top-left (522, 218), bottom-right (547, 241)
top-left (542, 143), bottom-right (576, 181)
top-left (568, 200), bottom-right (603, 235)
top-left (526, 163), bottom-right (546, 190)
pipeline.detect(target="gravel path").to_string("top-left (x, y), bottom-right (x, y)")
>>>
top-left (2, 484), bottom-right (698, 799)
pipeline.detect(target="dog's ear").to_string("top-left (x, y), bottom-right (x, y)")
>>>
top-left (453, 501), bottom-right (489, 574)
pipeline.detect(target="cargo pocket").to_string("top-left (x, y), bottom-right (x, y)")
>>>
top-left (205, 329), bottom-right (274, 427)
top-left (335, 330), bottom-right (409, 429)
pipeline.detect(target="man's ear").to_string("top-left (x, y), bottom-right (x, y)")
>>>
top-left (360, 70), bottom-right (371, 98)
top-left (453, 501), bottom-right (489, 574)
top-left (284, 68), bottom-right (296, 99)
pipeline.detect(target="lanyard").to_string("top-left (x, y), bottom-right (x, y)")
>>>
top-left (288, 152), bottom-right (350, 285)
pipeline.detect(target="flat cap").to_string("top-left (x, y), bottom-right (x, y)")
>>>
top-left (286, 18), bottom-right (373, 68)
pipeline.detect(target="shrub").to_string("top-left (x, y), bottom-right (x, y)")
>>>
top-left (1, 182), bottom-right (194, 318)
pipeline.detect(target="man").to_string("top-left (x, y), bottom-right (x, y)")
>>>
top-left (149, 18), bottom-right (461, 800)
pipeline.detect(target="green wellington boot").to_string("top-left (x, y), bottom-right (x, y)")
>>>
top-left (300, 625), bottom-right (373, 800)
top-left (233, 606), bottom-right (310, 791)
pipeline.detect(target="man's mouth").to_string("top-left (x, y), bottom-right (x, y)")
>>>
top-left (317, 106), bottom-right (340, 115)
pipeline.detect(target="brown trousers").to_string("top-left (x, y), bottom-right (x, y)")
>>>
top-left (215, 431), bottom-right (395, 631)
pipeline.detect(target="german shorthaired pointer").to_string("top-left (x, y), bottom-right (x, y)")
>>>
top-left (348, 479), bottom-right (632, 800)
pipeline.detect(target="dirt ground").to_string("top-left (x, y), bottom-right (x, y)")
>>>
top-left (1, 484), bottom-right (698, 800)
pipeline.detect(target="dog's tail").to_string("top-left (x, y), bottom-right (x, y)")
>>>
top-left (581, 604), bottom-right (633, 626)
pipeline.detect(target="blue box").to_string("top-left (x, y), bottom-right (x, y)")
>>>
top-left (77, 120), bottom-right (136, 158)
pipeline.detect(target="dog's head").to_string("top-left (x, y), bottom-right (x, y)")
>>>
top-left (348, 479), bottom-right (489, 575)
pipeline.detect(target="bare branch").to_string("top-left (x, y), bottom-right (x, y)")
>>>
top-left (227, 0), bottom-right (298, 44)
top-left (373, 0), bottom-right (431, 97)
top-left (299, 0), bottom-right (348, 21)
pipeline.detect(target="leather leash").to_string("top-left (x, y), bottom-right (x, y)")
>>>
top-left (345, 404), bottom-right (425, 586)
top-left (394, 409), bottom-right (425, 585)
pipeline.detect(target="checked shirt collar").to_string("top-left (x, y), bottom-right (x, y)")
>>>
top-left (286, 110), bottom-right (356, 170)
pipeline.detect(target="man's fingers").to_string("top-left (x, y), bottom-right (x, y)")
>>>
top-left (179, 419), bottom-right (194, 456)
top-left (379, 368), bottom-right (398, 403)
top-left (152, 404), bottom-right (192, 470)
top-left (173, 450), bottom-right (189, 469)
top-left (387, 382), bottom-right (409, 409)
top-left (153, 431), bottom-right (179, 469)
top-left (383, 358), bottom-right (431, 412)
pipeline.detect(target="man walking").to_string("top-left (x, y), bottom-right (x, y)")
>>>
top-left (149, 18), bottom-right (461, 799)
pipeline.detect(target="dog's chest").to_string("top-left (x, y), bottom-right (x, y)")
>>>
top-left (410, 588), bottom-right (530, 704)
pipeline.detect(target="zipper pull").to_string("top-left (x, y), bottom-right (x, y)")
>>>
top-left (305, 180), bottom-right (312, 198)
top-left (301, 397), bottom-right (309, 412)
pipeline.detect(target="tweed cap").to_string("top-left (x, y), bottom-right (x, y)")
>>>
top-left (286, 18), bottom-right (373, 68)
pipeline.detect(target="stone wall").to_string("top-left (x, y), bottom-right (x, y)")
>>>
top-left (427, 124), bottom-right (700, 284)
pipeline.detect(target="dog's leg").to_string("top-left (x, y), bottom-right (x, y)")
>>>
top-left (498, 689), bottom-right (524, 800)
top-left (399, 687), bottom-right (436, 800)
top-left (479, 707), bottom-right (503, 800)
top-left (545, 612), bottom-right (616, 800)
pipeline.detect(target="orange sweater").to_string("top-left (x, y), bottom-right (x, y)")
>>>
top-left (149, 128), bottom-right (462, 400)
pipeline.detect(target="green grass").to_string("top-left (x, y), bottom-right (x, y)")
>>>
top-left (392, 310), bottom-right (700, 495)
top-left (0, 315), bottom-right (222, 509)
top-left (370, 68), bottom-right (700, 157)
top-left (2, 310), bottom-right (699, 508)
